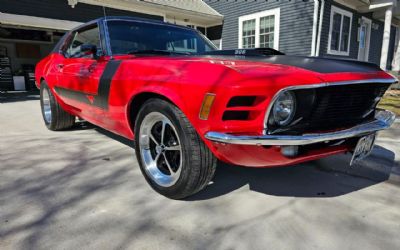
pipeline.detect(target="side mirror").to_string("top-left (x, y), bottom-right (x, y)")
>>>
top-left (80, 44), bottom-right (98, 59)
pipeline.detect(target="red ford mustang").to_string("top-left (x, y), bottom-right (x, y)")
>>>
top-left (36, 17), bottom-right (396, 199)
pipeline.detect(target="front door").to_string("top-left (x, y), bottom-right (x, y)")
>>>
top-left (56, 24), bottom-right (108, 120)
top-left (358, 17), bottom-right (371, 62)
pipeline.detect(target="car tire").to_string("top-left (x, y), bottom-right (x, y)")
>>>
top-left (40, 81), bottom-right (75, 131)
top-left (134, 98), bottom-right (217, 199)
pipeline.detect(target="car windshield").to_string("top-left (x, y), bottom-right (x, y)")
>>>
top-left (107, 20), bottom-right (217, 55)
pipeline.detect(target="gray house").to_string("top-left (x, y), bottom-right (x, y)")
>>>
top-left (208, 0), bottom-right (400, 71)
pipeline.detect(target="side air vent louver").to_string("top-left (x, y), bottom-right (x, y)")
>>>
top-left (227, 96), bottom-right (257, 107)
top-left (222, 111), bottom-right (249, 121)
top-left (223, 96), bottom-right (265, 121)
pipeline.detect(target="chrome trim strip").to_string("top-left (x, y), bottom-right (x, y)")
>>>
top-left (103, 20), bottom-right (113, 57)
top-left (205, 110), bottom-right (396, 146)
top-left (263, 78), bottom-right (397, 134)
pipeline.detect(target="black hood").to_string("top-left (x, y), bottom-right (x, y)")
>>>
top-left (200, 49), bottom-right (382, 74)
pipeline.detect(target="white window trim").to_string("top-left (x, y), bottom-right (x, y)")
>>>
top-left (238, 8), bottom-right (280, 50)
top-left (327, 5), bottom-right (353, 56)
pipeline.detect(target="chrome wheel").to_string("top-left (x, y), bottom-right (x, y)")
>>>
top-left (42, 87), bottom-right (52, 123)
top-left (139, 112), bottom-right (183, 187)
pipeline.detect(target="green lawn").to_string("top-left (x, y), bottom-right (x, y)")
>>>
top-left (378, 90), bottom-right (400, 116)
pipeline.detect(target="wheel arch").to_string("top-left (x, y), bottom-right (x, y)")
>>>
top-left (126, 91), bottom-right (187, 135)
top-left (37, 77), bottom-right (46, 88)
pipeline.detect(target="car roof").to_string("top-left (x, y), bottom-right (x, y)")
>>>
top-left (73, 16), bottom-right (194, 32)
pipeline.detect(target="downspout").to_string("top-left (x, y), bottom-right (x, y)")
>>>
top-left (316, 0), bottom-right (325, 56)
top-left (311, 0), bottom-right (320, 56)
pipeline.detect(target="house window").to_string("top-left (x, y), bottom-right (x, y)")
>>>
top-left (238, 8), bottom-right (280, 49)
top-left (259, 16), bottom-right (275, 48)
top-left (328, 6), bottom-right (353, 56)
top-left (242, 19), bottom-right (256, 48)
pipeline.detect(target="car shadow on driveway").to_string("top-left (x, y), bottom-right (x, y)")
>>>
top-left (0, 91), bottom-right (39, 103)
top-left (72, 121), bottom-right (134, 148)
top-left (76, 121), bottom-right (396, 200)
top-left (188, 146), bottom-right (395, 200)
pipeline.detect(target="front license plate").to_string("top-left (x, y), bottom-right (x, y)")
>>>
top-left (350, 133), bottom-right (376, 166)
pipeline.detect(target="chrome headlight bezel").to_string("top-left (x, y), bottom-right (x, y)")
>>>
top-left (269, 91), bottom-right (297, 127)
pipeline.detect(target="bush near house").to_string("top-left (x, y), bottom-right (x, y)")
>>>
top-left (378, 90), bottom-right (400, 116)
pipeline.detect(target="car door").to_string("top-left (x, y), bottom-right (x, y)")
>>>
top-left (55, 24), bottom-right (108, 120)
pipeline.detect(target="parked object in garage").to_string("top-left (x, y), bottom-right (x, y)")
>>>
top-left (0, 47), bottom-right (37, 92)
top-left (35, 17), bottom-right (397, 199)
top-left (0, 47), bottom-right (13, 91)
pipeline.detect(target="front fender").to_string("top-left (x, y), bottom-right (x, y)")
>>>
top-left (131, 86), bottom-right (188, 114)
top-left (124, 84), bottom-right (196, 139)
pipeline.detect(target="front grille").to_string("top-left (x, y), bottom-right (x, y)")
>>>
top-left (269, 82), bottom-right (390, 135)
top-left (308, 83), bottom-right (388, 128)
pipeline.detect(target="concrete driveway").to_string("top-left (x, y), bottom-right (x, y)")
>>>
top-left (1, 92), bottom-right (400, 250)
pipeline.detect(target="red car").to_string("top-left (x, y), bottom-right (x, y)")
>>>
top-left (36, 17), bottom-right (396, 199)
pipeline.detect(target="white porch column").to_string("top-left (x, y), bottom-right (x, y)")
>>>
top-left (380, 6), bottom-right (393, 70)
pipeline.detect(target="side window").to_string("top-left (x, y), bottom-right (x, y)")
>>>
top-left (167, 38), bottom-right (197, 53)
top-left (65, 25), bottom-right (101, 58)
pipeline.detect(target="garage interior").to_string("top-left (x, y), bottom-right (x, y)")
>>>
top-left (0, 13), bottom-right (82, 92)
top-left (0, 26), bottom-right (65, 92)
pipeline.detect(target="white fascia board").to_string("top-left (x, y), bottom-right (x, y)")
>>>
top-left (0, 12), bottom-right (82, 31)
top-left (77, 0), bottom-right (222, 25)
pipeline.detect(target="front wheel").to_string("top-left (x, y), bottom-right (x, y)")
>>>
top-left (134, 99), bottom-right (217, 199)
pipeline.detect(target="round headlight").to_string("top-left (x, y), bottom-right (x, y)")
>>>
top-left (271, 91), bottom-right (296, 126)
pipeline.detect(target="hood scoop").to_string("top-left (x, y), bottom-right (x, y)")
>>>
top-left (201, 48), bottom-right (285, 57)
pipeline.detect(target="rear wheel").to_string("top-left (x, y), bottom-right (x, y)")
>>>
top-left (40, 81), bottom-right (75, 131)
top-left (134, 98), bottom-right (217, 199)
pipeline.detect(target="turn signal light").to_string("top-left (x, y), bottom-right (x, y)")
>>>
top-left (199, 93), bottom-right (216, 120)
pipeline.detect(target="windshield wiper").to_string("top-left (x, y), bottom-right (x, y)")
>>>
top-left (127, 49), bottom-right (191, 55)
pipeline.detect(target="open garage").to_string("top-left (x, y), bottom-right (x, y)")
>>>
top-left (0, 14), bottom-right (80, 91)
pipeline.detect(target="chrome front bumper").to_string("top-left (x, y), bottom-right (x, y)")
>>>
top-left (205, 110), bottom-right (396, 146)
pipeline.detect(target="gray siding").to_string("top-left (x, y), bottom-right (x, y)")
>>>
top-left (0, 0), bottom-right (163, 23)
top-left (207, 0), bottom-right (315, 56)
top-left (319, 0), bottom-right (396, 68)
